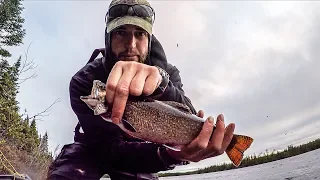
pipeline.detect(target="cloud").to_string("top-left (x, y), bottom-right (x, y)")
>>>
top-left (157, 1), bottom-right (320, 172)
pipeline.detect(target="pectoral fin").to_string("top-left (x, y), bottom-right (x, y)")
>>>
top-left (121, 119), bottom-right (137, 132)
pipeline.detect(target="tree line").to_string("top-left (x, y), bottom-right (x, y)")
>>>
top-left (0, 0), bottom-right (55, 179)
top-left (159, 138), bottom-right (320, 177)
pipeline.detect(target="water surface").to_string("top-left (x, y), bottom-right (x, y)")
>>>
top-left (159, 148), bottom-right (320, 180)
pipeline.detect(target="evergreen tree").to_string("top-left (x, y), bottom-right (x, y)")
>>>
top-left (29, 118), bottom-right (36, 136)
top-left (0, 0), bottom-right (53, 177)
top-left (0, 56), bottom-right (22, 140)
top-left (0, 0), bottom-right (26, 58)
top-left (39, 131), bottom-right (48, 154)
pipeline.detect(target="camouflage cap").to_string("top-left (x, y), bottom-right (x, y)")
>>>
top-left (106, 0), bottom-right (154, 35)
top-left (109, 0), bottom-right (151, 7)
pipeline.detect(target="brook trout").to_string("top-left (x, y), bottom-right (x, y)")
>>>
top-left (80, 80), bottom-right (254, 167)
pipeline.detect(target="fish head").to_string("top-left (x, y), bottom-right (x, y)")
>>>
top-left (80, 95), bottom-right (109, 115)
top-left (92, 80), bottom-right (107, 102)
top-left (80, 80), bottom-right (110, 115)
top-left (80, 95), bottom-right (99, 110)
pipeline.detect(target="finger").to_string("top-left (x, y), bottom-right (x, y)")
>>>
top-left (203, 123), bottom-right (235, 159)
top-left (188, 114), bottom-right (227, 161)
top-left (130, 69), bottom-right (148, 96)
top-left (143, 68), bottom-right (161, 96)
top-left (197, 110), bottom-right (204, 118)
top-left (220, 123), bottom-right (235, 152)
top-left (181, 116), bottom-right (214, 157)
top-left (209, 114), bottom-right (226, 150)
top-left (105, 62), bottom-right (123, 105)
top-left (111, 67), bottom-right (136, 124)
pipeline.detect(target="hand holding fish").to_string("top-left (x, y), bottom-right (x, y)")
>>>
top-left (81, 80), bottom-right (254, 167)
top-left (165, 112), bottom-right (236, 162)
top-left (105, 61), bottom-right (162, 124)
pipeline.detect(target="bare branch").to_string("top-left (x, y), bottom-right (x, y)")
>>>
top-left (17, 72), bottom-right (37, 84)
top-left (17, 42), bottom-right (38, 84)
top-left (23, 98), bottom-right (60, 121)
top-left (20, 58), bottom-right (37, 73)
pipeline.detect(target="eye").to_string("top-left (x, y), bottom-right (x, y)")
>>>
top-left (115, 30), bottom-right (126, 36)
top-left (135, 31), bottom-right (147, 37)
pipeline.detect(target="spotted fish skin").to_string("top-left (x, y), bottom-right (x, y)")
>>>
top-left (123, 98), bottom-right (205, 145)
top-left (80, 80), bottom-right (254, 167)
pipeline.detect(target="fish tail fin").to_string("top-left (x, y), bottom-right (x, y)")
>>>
top-left (225, 134), bottom-right (254, 167)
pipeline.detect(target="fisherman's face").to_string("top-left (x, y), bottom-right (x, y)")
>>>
top-left (111, 24), bottom-right (149, 63)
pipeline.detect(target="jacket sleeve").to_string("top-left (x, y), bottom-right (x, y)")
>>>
top-left (155, 64), bottom-right (197, 114)
top-left (69, 75), bottom-right (183, 173)
top-left (149, 35), bottom-right (197, 114)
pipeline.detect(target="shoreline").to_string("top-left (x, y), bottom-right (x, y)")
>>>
top-left (158, 138), bottom-right (320, 177)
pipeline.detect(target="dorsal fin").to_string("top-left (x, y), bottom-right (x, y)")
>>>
top-left (161, 101), bottom-right (193, 114)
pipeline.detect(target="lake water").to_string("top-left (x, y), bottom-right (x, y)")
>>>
top-left (101, 148), bottom-right (320, 180)
top-left (159, 148), bottom-right (320, 180)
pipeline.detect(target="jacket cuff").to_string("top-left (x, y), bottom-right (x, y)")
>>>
top-left (157, 146), bottom-right (189, 169)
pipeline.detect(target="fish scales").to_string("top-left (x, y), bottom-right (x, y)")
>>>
top-left (124, 100), bottom-right (203, 145)
top-left (80, 80), bottom-right (254, 167)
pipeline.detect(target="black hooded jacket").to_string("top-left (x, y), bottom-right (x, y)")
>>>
top-left (69, 34), bottom-right (197, 173)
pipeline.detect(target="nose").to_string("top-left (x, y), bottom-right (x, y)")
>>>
top-left (126, 33), bottom-right (137, 49)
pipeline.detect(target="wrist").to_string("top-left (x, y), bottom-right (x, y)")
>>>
top-left (151, 66), bottom-right (170, 97)
top-left (157, 146), bottom-right (189, 168)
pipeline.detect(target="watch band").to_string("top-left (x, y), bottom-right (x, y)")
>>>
top-left (151, 66), bottom-right (170, 97)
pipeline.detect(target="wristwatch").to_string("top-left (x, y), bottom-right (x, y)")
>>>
top-left (152, 66), bottom-right (170, 97)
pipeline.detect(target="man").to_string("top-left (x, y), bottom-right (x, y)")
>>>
top-left (47, 0), bottom-right (235, 179)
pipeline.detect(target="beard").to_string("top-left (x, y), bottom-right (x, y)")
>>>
top-left (111, 51), bottom-right (148, 63)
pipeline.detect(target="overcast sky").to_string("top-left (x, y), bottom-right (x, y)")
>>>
top-left (7, 0), bottom-right (320, 173)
